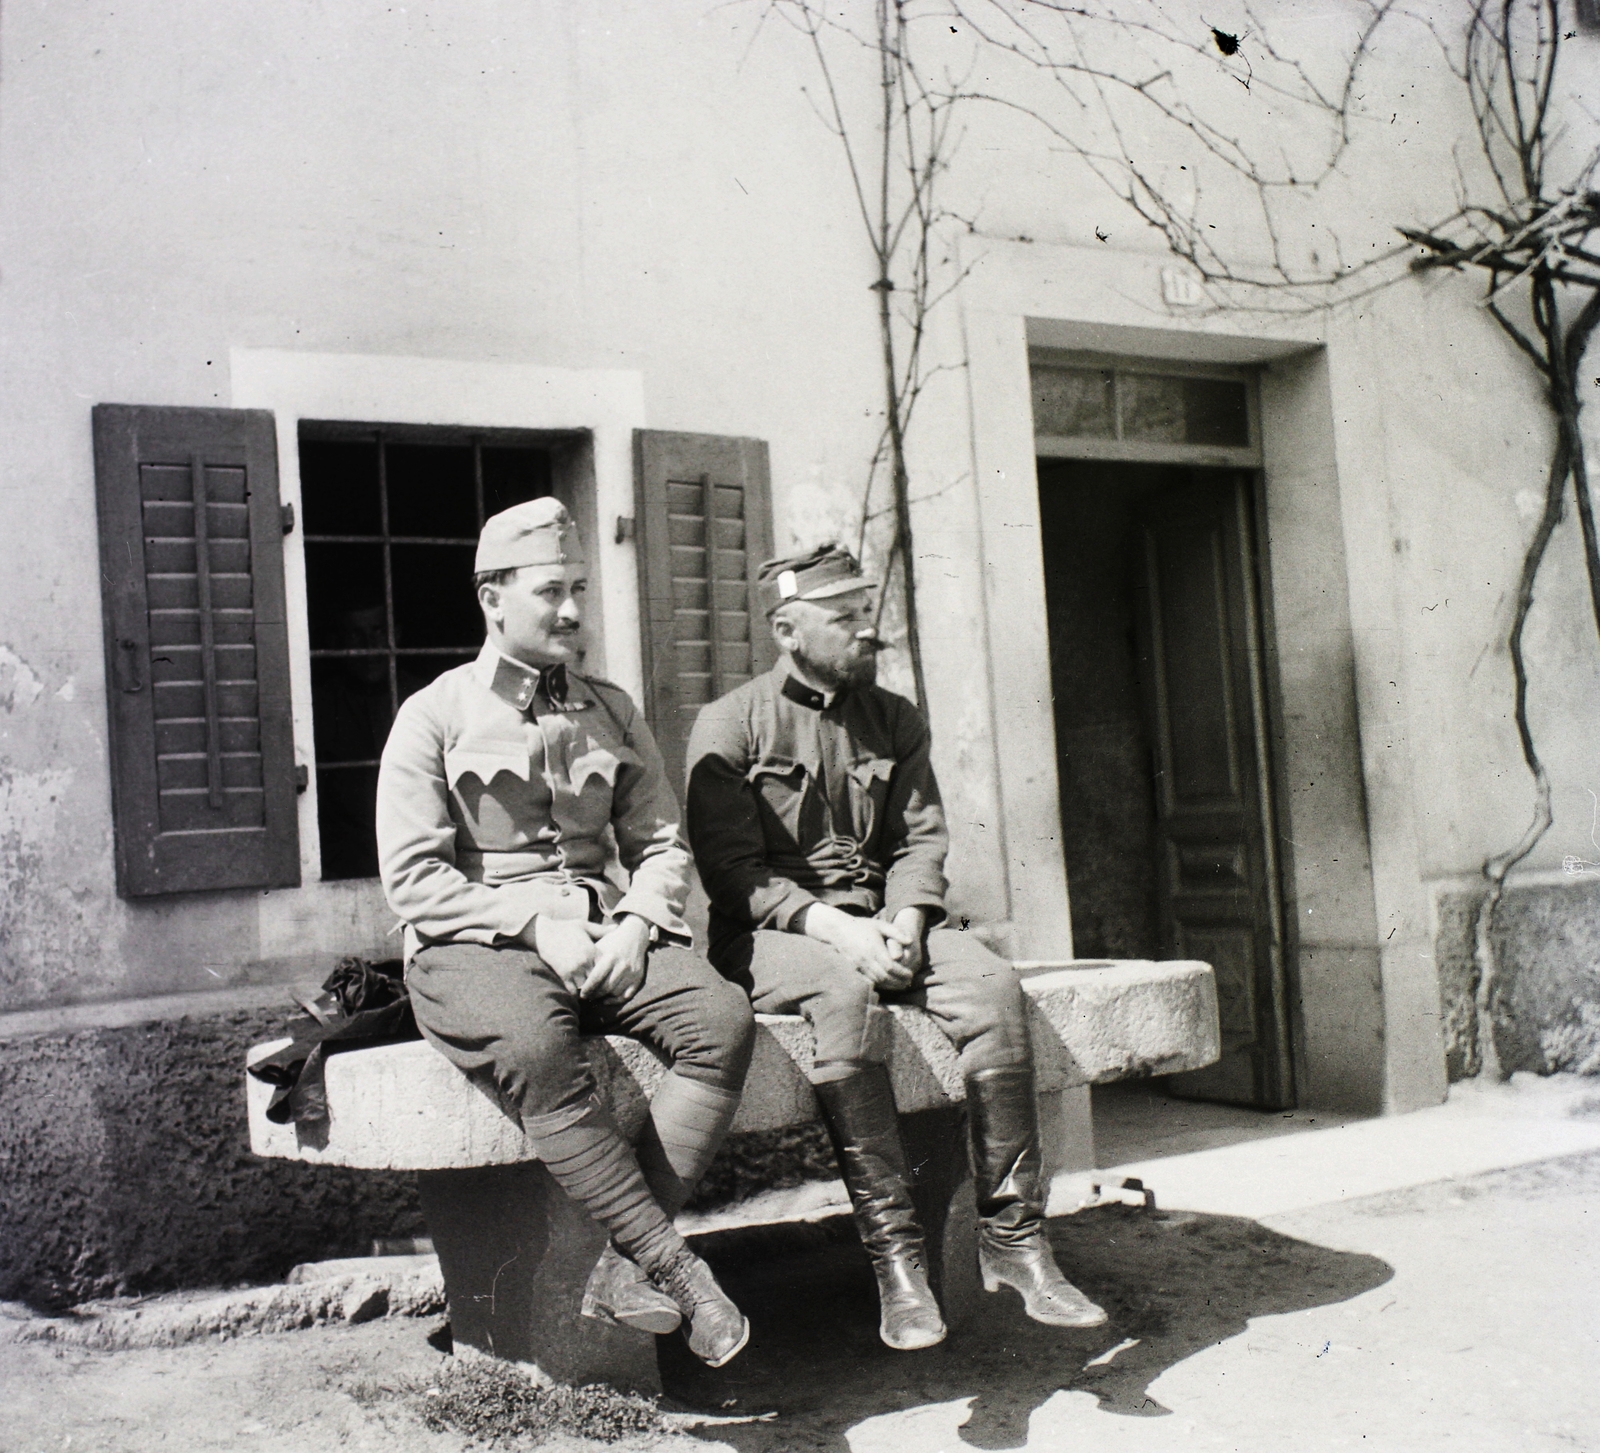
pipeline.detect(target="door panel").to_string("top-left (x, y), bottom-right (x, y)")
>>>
top-left (1135, 472), bottom-right (1291, 1108)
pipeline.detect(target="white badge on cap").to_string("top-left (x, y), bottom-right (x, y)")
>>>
top-left (777, 570), bottom-right (799, 599)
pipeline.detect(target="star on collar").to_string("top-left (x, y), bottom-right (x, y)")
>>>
top-left (478, 645), bottom-right (590, 715)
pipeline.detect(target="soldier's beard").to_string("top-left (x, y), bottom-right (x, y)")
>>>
top-left (792, 638), bottom-right (880, 692)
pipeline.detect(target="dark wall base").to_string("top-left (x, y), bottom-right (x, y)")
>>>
top-left (0, 1002), bottom-right (844, 1311)
top-left (1435, 878), bottom-right (1600, 1082)
top-left (0, 1006), bottom-right (424, 1309)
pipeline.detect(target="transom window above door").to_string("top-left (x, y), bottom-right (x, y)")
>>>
top-left (1031, 359), bottom-right (1259, 468)
top-left (298, 423), bottom-right (560, 880)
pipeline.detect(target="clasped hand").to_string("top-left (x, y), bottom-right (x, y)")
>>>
top-left (529, 913), bottom-right (653, 1001)
top-left (805, 903), bottom-right (925, 991)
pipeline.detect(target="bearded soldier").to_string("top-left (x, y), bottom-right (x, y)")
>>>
top-left (377, 497), bottom-right (754, 1368)
top-left (685, 545), bottom-right (1106, 1350)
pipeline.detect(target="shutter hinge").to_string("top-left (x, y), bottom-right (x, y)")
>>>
top-left (294, 763), bottom-right (309, 794)
top-left (116, 639), bottom-right (144, 694)
top-left (614, 515), bottom-right (635, 544)
top-left (281, 502), bottom-right (296, 535)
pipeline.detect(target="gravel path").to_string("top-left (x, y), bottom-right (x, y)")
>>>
top-left (5, 1150), bottom-right (1597, 1452)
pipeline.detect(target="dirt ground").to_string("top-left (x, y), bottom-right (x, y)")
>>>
top-left (5, 1148), bottom-right (1598, 1453)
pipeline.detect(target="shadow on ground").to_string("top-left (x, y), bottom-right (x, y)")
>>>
top-left (659, 1204), bottom-right (1392, 1452)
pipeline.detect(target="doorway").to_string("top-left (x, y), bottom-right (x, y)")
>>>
top-left (1037, 458), bottom-right (1293, 1109)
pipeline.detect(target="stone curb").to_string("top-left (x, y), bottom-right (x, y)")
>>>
top-left (2, 1182), bottom-right (865, 1353)
top-left (10, 1257), bottom-right (445, 1351)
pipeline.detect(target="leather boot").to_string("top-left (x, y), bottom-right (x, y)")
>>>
top-left (581, 1245), bottom-right (682, 1335)
top-left (967, 1064), bottom-right (1108, 1329)
top-left (650, 1246), bottom-right (751, 1367)
top-left (528, 1097), bottom-right (749, 1364)
top-left (582, 1076), bottom-right (741, 1335)
top-left (814, 1065), bottom-right (947, 1351)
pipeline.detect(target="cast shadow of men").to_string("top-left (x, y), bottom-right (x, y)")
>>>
top-left (661, 1199), bottom-right (1393, 1452)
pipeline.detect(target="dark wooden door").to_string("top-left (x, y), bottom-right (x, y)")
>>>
top-left (1134, 471), bottom-right (1292, 1108)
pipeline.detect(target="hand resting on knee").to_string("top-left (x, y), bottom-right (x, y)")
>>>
top-left (802, 903), bottom-right (917, 991)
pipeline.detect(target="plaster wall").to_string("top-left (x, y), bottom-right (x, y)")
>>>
top-left (0, 0), bottom-right (1595, 1120)
top-left (0, 1), bottom-right (937, 1009)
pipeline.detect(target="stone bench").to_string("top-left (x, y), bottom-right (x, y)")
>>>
top-left (246, 959), bottom-right (1218, 1391)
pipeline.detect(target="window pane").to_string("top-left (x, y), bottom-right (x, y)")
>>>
top-left (1182, 377), bottom-right (1249, 446)
top-left (304, 542), bottom-right (387, 651)
top-left (386, 443), bottom-right (477, 539)
top-left (1120, 373), bottom-right (1250, 447)
top-left (482, 447), bottom-right (554, 521)
top-left (391, 543), bottom-right (480, 648)
top-left (316, 764), bottom-right (381, 880)
top-left (1032, 367), bottom-right (1114, 437)
top-left (310, 657), bottom-right (394, 765)
top-left (1118, 373), bottom-right (1186, 443)
top-left (398, 652), bottom-right (476, 700)
top-left (300, 440), bottom-right (381, 535)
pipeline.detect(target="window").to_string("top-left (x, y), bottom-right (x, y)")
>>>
top-left (298, 424), bottom-right (557, 879)
top-left (1031, 359), bottom-right (1257, 467)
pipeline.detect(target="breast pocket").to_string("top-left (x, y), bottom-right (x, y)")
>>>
top-left (846, 756), bottom-right (896, 842)
top-left (567, 742), bottom-right (643, 798)
top-left (443, 748), bottom-right (530, 791)
top-left (443, 745), bottom-right (533, 835)
top-left (747, 757), bottom-right (813, 849)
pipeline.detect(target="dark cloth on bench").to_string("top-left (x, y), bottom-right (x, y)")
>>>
top-left (249, 957), bottom-right (419, 1125)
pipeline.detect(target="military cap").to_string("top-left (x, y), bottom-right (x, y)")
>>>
top-left (757, 544), bottom-right (878, 616)
top-left (474, 497), bottom-right (585, 573)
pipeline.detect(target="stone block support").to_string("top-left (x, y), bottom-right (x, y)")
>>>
top-left (246, 958), bottom-right (1218, 1387)
top-left (415, 1162), bottom-right (660, 1392)
top-left (412, 1104), bottom-right (982, 1394)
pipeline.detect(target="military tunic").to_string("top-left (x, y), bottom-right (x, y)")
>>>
top-left (377, 643), bottom-right (752, 1126)
top-left (686, 662), bottom-right (1029, 1080)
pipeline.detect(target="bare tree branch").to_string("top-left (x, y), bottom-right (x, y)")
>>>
top-left (759, 0), bottom-right (1599, 1081)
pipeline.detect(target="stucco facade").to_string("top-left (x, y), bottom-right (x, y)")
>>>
top-left (2, 1), bottom-right (1599, 1297)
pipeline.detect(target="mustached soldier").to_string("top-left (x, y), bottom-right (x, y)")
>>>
top-left (685, 545), bottom-right (1106, 1350)
top-left (377, 497), bottom-right (754, 1368)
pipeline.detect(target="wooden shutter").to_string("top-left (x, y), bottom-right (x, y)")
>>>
top-left (94, 405), bottom-right (301, 896)
top-left (633, 431), bottom-right (776, 797)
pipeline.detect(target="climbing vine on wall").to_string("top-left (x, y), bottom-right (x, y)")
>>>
top-left (1396, 2), bottom-right (1599, 1079)
top-left (763, 0), bottom-right (1598, 1078)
